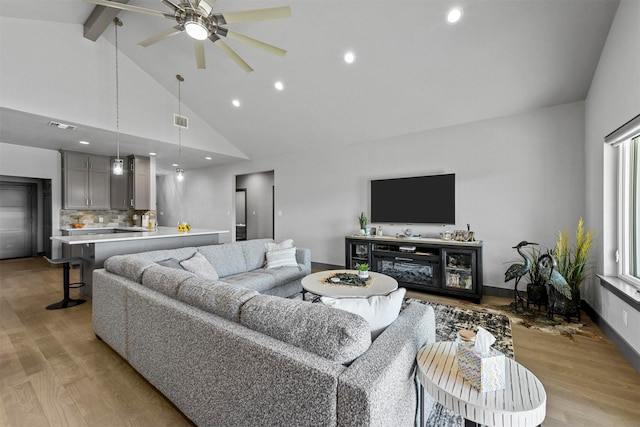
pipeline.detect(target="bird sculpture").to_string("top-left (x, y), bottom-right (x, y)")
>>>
top-left (537, 252), bottom-right (573, 319)
top-left (504, 241), bottom-right (538, 307)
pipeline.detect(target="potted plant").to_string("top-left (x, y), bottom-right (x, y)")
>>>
top-left (356, 263), bottom-right (369, 279)
top-left (358, 212), bottom-right (368, 235)
top-left (549, 218), bottom-right (594, 321)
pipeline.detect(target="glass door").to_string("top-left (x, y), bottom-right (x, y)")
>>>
top-left (442, 249), bottom-right (476, 292)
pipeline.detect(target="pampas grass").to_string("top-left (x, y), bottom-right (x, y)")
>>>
top-left (554, 218), bottom-right (595, 290)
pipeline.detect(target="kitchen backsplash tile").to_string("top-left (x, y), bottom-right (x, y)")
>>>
top-left (60, 210), bottom-right (155, 229)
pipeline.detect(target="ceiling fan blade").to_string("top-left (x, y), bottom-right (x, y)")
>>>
top-left (138, 26), bottom-right (183, 47)
top-left (215, 6), bottom-right (291, 25)
top-left (194, 40), bottom-right (206, 69)
top-left (212, 37), bottom-right (253, 73)
top-left (84, 0), bottom-right (173, 19)
top-left (219, 29), bottom-right (286, 56)
top-left (162, 0), bottom-right (182, 12)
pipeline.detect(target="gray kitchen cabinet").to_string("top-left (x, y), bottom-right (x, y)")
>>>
top-left (128, 155), bottom-right (150, 210)
top-left (110, 156), bottom-right (129, 209)
top-left (61, 151), bottom-right (110, 210)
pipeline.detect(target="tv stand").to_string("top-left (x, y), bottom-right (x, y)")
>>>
top-left (345, 235), bottom-right (483, 302)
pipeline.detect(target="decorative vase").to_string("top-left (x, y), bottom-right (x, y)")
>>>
top-left (548, 287), bottom-right (581, 322)
top-left (358, 270), bottom-right (369, 279)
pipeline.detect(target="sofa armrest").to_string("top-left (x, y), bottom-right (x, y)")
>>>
top-left (336, 302), bottom-right (435, 427)
top-left (296, 247), bottom-right (311, 274)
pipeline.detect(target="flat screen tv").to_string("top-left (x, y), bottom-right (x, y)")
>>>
top-left (370, 174), bottom-right (455, 224)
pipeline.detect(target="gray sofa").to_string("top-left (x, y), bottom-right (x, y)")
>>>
top-left (92, 238), bottom-right (436, 427)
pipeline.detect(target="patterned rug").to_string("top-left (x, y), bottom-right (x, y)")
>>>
top-left (449, 299), bottom-right (602, 342)
top-left (403, 298), bottom-right (513, 427)
top-left (298, 293), bottom-right (514, 426)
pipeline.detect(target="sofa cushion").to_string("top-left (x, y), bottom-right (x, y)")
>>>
top-left (222, 271), bottom-right (276, 293)
top-left (197, 244), bottom-right (248, 278)
top-left (320, 288), bottom-right (406, 340)
top-left (240, 295), bottom-right (371, 364)
top-left (180, 252), bottom-right (219, 280)
top-left (265, 247), bottom-right (299, 269)
top-left (157, 258), bottom-right (184, 270)
top-left (135, 247), bottom-right (198, 263)
top-left (259, 266), bottom-right (306, 287)
top-left (104, 255), bottom-right (157, 284)
top-left (177, 277), bottom-right (258, 322)
top-left (141, 265), bottom-right (195, 298)
top-left (238, 238), bottom-right (273, 271)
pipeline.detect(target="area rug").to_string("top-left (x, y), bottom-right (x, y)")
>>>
top-left (298, 293), bottom-right (514, 427)
top-left (403, 298), bottom-right (513, 427)
top-left (452, 300), bottom-right (603, 342)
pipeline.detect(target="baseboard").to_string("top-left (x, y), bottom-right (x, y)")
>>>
top-left (582, 300), bottom-right (640, 373)
top-left (482, 286), bottom-right (514, 298)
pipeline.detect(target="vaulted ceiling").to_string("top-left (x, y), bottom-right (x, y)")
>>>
top-left (0, 0), bottom-right (619, 174)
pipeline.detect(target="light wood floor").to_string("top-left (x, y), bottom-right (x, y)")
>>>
top-left (1, 257), bottom-right (638, 426)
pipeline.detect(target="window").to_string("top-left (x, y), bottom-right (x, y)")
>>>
top-left (607, 114), bottom-right (640, 287)
top-left (619, 136), bottom-right (639, 285)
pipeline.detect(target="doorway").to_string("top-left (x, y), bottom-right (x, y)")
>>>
top-left (0, 182), bottom-right (37, 259)
top-left (236, 189), bottom-right (247, 241)
top-left (235, 171), bottom-right (274, 241)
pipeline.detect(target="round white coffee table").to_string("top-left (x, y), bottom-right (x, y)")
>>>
top-left (301, 270), bottom-right (398, 298)
top-left (416, 341), bottom-right (546, 427)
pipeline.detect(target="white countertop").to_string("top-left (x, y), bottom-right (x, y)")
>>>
top-left (61, 226), bottom-right (151, 232)
top-left (52, 227), bottom-right (229, 245)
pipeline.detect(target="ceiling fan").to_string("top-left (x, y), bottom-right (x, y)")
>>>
top-left (85, 0), bottom-right (291, 72)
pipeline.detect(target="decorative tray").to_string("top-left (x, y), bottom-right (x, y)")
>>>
top-left (324, 272), bottom-right (372, 287)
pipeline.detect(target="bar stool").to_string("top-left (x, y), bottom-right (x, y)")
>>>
top-left (44, 256), bottom-right (86, 310)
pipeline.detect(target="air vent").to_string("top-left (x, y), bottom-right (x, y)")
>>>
top-left (173, 114), bottom-right (189, 129)
top-left (48, 121), bottom-right (77, 130)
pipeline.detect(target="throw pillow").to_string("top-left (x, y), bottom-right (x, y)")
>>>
top-left (156, 258), bottom-right (184, 270)
top-left (180, 252), bottom-right (219, 280)
top-left (265, 246), bottom-right (298, 269)
top-left (265, 238), bottom-right (294, 252)
top-left (320, 287), bottom-right (407, 340)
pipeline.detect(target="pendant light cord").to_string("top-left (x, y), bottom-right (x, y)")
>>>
top-left (178, 77), bottom-right (181, 169)
top-left (114, 18), bottom-right (121, 160)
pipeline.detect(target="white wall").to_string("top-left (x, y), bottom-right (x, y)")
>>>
top-left (158, 101), bottom-right (586, 289)
top-left (0, 143), bottom-right (62, 258)
top-left (584, 0), bottom-right (640, 356)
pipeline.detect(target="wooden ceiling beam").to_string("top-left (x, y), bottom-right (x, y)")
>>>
top-left (83, 1), bottom-right (129, 41)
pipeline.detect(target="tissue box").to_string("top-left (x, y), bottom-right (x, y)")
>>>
top-left (456, 344), bottom-right (505, 392)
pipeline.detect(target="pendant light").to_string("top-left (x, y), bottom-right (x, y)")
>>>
top-left (112, 17), bottom-right (124, 175)
top-left (176, 74), bottom-right (185, 182)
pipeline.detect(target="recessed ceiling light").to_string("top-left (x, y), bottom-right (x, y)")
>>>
top-left (79, 140), bottom-right (90, 145)
top-left (274, 81), bottom-right (284, 91)
top-left (172, 163), bottom-right (179, 167)
top-left (344, 51), bottom-right (355, 64)
top-left (447, 7), bottom-right (463, 24)
top-left (205, 156), bottom-right (212, 160)
top-left (149, 152), bottom-right (157, 156)
top-left (232, 99), bottom-right (241, 107)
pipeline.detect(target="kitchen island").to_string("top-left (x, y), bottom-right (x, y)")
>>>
top-left (52, 227), bottom-right (229, 298)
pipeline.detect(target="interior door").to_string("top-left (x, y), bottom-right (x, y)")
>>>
top-left (235, 189), bottom-right (247, 241)
top-left (0, 182), bottom-right (35, 259)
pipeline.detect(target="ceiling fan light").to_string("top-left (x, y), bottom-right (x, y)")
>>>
top-left (185, 20), bottom-right (209, 40)
top-left (176, 168), bottom-right (185, 181)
